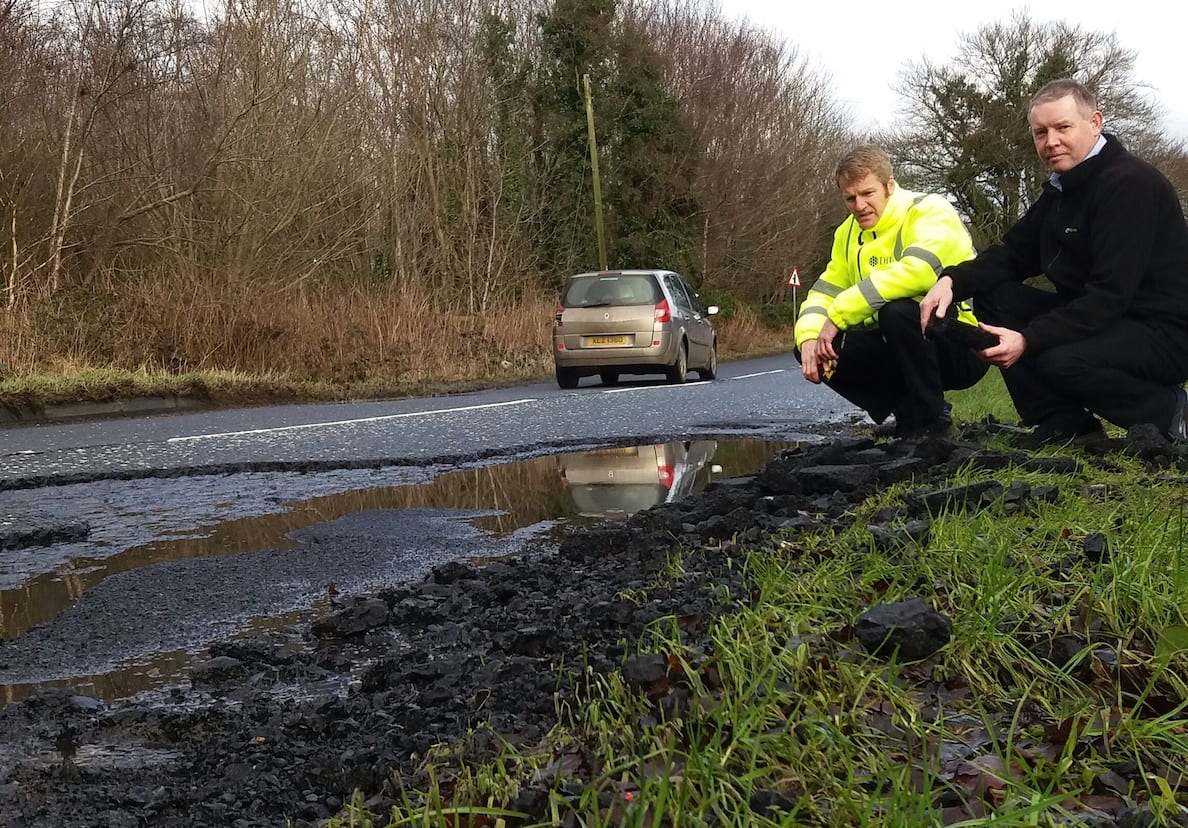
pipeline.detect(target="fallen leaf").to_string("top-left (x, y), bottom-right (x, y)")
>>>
top-left (1078, 794), bottom-right (1126, 814)
top-left (1093, 769), bottom-right (1132, 796)
top-left (698, 663), bottom-right (722, 691)
top-left (1044, 718), bottom-right (1076, 745)
top-left (952, 754), bottom-right (1024, 794)
top-left (941, 799), bottom-right (986, 824)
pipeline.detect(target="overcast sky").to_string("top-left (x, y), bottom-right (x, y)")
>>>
top-left (717, 0), bottom-right (1188, 143)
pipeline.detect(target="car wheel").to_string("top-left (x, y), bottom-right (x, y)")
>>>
top-left (698, 342), bottom-right (718, 381)
top-left (666, 343), bottom-right (688, 384)
top-left (556, 366), bottom-right (579, 389)
top-left (600, 371), bottom-right (619, 386)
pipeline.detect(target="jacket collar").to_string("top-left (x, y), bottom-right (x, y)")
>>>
top-left (857, 185), bottom-right (914, 238)
top-left (1046, 133), bottom-right (1122, 193)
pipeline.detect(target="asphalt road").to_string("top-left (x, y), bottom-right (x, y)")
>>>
top-left (0, 353), bottom-right (861, 486)
top-left (0, 353), bottom-right (865, 697)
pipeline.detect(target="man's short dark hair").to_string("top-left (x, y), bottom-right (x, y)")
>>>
top-left (1030, 78), bottom-right (1098, 117)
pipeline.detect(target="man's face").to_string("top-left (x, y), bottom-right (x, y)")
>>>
top-left (1029, 95), bottom-right (1103, 173)
top-left (840, 172), bottom-right (893, 230)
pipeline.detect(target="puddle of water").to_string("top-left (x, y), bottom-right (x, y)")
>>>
top-left (0, 438), bottom-right (796, 704)
top-left (16, 741), bottom-right (184, 772)
top-left (0, 648), bottom-right (194, 707)
top-left (0, 600), bottom-right (335, 707)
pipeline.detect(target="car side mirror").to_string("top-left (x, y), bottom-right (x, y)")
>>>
top-left (707, 305), bottom-right (719, 316)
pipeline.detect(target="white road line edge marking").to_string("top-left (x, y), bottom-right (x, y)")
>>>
top-left (732, 370), bottom-right (786, 379)
top-left (167, 399), bottom-right (538, 442)
top-left (601, 382), bottom-right (709, 394)
top-left (600, 370), bottom-right (785, 392)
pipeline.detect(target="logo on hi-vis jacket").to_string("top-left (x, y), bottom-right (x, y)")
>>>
top-left (869, 254), bottom-right (893, 267)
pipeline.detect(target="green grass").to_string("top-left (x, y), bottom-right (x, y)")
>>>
top-left (949, 368), bottom-right (1021, 426)
top-left (326, 375), bottom-right (1188, 827)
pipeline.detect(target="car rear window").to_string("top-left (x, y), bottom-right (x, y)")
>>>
top-left (562, 274), bottom-right (661, 308)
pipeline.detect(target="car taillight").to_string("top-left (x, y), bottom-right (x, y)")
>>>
top-left (554, 303), bottom-right (564, 325)
top-left (654, 299), bottom-right (671, 323)
top-left (657, 464), bottom-right (674, 488)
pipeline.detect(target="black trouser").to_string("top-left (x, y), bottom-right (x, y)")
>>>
top-left (974, 281), bottom-right (1188, 431)
top-left (795, 298), bottom-right (988, 427)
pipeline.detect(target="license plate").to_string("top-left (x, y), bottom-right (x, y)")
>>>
top-left (587, 335), bottom-right (629, 346)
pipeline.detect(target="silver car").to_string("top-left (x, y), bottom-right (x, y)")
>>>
top-left (551, 269), bottom-right (719, 388)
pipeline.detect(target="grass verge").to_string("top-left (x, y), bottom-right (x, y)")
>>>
top-left (0, 304), bottom-right (794, 413)
top-left (327, 382), bottom-right (1188, 827)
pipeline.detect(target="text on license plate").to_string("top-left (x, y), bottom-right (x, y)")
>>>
top-left (587, 335), bottom-right (629, 346)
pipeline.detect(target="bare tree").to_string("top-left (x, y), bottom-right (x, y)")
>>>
top-left (885, 12), bottom-right (1174, 247)
top-left (43, 0), bottom-right (153, 292)
top-left (0, 0), bottom-right (879, 376)
top-left (634, 0), bottom-right (850, 302)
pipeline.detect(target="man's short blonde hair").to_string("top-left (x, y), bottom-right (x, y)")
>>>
top-left (835, 145), bottom-right (894, 187)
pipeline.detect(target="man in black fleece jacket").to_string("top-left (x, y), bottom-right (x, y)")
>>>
top-left (920, 78), bottom-right (1188, 444)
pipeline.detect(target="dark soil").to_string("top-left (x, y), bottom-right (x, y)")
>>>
top-left (0, 424), bottom-right (1181, 827)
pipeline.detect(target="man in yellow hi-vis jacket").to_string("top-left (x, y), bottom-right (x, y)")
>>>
top-left (795, 145), bottom-right (988, 438)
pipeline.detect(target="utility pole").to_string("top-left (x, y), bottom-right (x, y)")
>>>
top-left (583, 73), bottom-right (607, 271)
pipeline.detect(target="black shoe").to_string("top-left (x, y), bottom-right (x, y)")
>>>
top-left (1169, 387), bottom-right (1188, 442)
top-left (1014, 415), bottom-right (1105, 448)
top-left (895, 418), bottom-right (953, 440)
top-left (894, 403), bottom-right (953, 440)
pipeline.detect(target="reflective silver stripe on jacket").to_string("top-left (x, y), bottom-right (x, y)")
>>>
top-left (901, 245), bottom-right (943, 275)
top-left (809, 281), bottom-right (843, 297)
top-left (893, 195), bottom-right (944, 275)
top-left (857, 277), bottom-right (886, 309)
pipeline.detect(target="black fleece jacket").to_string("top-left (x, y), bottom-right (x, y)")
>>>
top-left (945, 134), bottom-right (1188, 353)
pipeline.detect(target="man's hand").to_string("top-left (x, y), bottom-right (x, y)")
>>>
top-left (978, 323), bottom-right (1027, 367)
top-left (816, 318), bottom-right (841, 360)
top-left (801, 320), bottom-right (842, 383)
top-left (800, 338), bottom-right (835, 383)
top-left (919, 275), bottom-right (955, 333)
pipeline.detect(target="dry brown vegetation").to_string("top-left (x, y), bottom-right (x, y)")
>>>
top-left (0, 0), bottom-right (846, 385)
top-left (0, 0), bottom-right (1184, 395)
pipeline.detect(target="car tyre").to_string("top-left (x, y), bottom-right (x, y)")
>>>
top-left (666, 343), bottom-right (688, 384)
top-left (600, 371), bottom-right (620, 386)
top-left (698, 342), bottom-right (718, 381)
top-left (556, 366), bottom-right (579, 389)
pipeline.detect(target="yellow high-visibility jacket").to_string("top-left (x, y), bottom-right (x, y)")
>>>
top-left (794, 186), bottom-right (978, 348)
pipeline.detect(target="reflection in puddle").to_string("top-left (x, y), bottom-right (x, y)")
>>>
top-left (0, 605), bottom-right (320, 706)
top-left (559, 440), bottom-right (719, 519)
top-left (0, 439), bottom-right (796, 704)
top-left (0, 648), bottom-right (194, 707)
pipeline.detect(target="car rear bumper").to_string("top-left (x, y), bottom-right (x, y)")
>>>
top-left (553, 331), bottom-right (678, 369)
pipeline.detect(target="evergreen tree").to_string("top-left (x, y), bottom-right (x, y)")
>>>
top-left (533, 0), bottom-right (616, 280)
top-left (601, 22), bottom-right (700, 277)
top-left (532, 0), bottom-right (700, 281)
